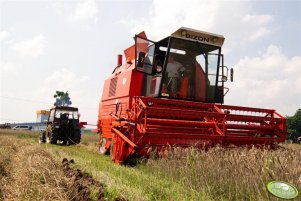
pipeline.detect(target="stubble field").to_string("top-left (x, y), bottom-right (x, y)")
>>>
top-left (0, 130), bottom-right (300, 201)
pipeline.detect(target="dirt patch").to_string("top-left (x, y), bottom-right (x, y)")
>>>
top-left (62, 158), bottom-right (127, 201)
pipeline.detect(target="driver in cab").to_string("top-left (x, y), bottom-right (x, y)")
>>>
top-left (164, 54), bottom-right (183, 96)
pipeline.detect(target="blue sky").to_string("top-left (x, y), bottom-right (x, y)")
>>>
top-left (0, 0), bottom-right (300, 125)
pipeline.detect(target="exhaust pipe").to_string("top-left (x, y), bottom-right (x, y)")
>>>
top-left (117, 54), bottom-right (122, 67)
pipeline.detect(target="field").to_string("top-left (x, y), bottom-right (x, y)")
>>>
top-left (0, 130), bottom-right (300, 201)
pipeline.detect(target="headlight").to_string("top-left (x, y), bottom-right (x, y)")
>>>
top-left (55, 125), bottom-right (60, 128)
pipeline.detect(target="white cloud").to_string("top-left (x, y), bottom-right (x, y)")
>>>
top-left (0, 60), bottom-right (17, 75)
top-left (52, 0), bottom-right (99, 23)
top-left (70, 0), bottom-right (98, 22)
top-left (120, 0), bottom-right (273, 53)
top-left (12, 34), bottom-right (47, 57)
top-left (52, 1), bottom-right (68, 15)
top-left (241, 14), bottom-right (273, 41)
top-left (45, 68), bottom-right (88, 90)
top-left (249, 27), bottom-right (271, 41)
top-left (35, 68), bottom-right (94, 122)
top-left (123, 0), bottom-right (220, 40)
top-left (226, 45), bottom-right (301, 116)
top-left (0, 31), bottom-right (10, 43)
top-left (242, 14), bottom-right (273, 26)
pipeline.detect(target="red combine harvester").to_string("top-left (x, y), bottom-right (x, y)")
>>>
top-left (97, 27), bottom-right (286, 164)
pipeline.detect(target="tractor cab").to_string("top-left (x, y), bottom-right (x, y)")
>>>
top-left (135, 27), bottom-right (232, 103)
top-left (49, 106), bottom-right (79, 125)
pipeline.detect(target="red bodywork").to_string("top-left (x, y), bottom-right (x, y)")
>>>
top-left (97, 34), bottom-right (286, 164)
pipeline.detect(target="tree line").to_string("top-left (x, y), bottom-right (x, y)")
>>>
top-left (286, 108), bottom-right (301, 142)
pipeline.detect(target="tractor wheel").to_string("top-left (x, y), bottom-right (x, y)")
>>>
top-left (99, 137), bottom-right (109, 155)
top-left (46, 125), bottom-right (57, 144)
top-left (67, 130), bottom-right (75, 145)
top-left (68, 130), bottom-right (81, 145)
top-left (39, 131), bottom-right (46, 143)
top-left (73, 130), bottom-right (81, 144)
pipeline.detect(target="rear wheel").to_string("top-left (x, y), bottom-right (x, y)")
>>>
top-left (67, 129), bottom-right (81, 145)
top-left (46, 125), bottom-right (57, 144)
top-left (73, 130), bottom-right (81, 144)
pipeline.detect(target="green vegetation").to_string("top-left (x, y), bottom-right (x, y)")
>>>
top-left (53, 91), bottom-right (72, 106)
top-left (0, 130), bottom-right (300, 201)
top-left (287, 108), bottom-right (301, 142)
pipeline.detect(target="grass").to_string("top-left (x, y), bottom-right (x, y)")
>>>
top-left (0, 129), bottom-right (300, 201)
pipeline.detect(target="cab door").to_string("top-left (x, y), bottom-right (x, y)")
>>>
top-left (135, 35), bottom-right (156, 75)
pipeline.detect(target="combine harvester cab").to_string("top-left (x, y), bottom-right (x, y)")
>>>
top-left (97, 27), bottom-right (286, 164)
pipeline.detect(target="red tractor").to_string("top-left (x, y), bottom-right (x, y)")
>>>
top-left (97, 27), bottom-right (286, 164)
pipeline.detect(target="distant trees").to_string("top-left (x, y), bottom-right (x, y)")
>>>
top-left (53, 91), bottom-right (72, 106)
top-left (286, 109), bottom-right (301, 142)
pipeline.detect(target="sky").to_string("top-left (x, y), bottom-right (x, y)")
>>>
top-left (0, 0), bottom-right (300, 125)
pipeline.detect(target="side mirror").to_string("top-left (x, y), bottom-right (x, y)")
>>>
top-left (220, 66), bottom-right (228, 82)
top-left (230, 68), bottom-right (234, 82)
top-left (137, 52), bottom-right (146, 68)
